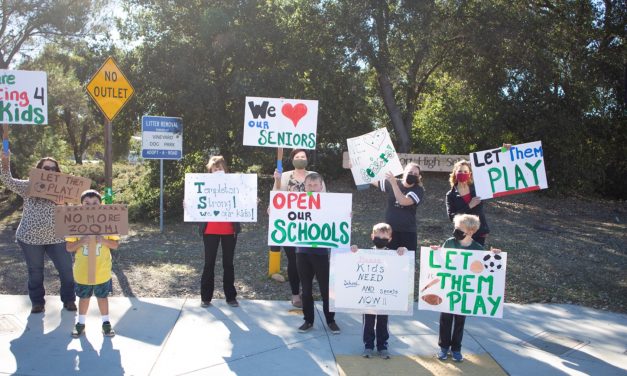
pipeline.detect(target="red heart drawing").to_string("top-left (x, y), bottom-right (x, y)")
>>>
top-left (281, 103), bottom-right (308, 127)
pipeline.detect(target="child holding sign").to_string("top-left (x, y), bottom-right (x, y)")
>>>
top-left (350, 223), bottom-right (407, 359)
top-left (66, 190), bottom-right (120, 337)
top-left (296, 173), bottom-right (341, 334)
top-left (433, 214), bottom-right (500, 362)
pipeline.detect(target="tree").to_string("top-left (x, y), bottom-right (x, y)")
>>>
top-left (0, 0), bottom-right (101, 68)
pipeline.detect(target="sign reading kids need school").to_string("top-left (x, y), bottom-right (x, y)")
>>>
top-left (243, 96), bottom-right (318, 149)
top-left (470, 140), bottom-right (548, 199)
top-left (268, 191), bottom-right (351, 248)
top-left (184, 173), bottom-right (257, 222)
top-left (418, 247), bottom-right (507, 318)
top-left (0, 69), bottom-right (47, 124)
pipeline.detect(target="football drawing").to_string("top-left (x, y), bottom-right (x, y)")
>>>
top-left (470, 260), bottom-right (484, 273)
top-left (421, 294), bottom-right (443, 305)
top-left (483, 253), bottom-right (503, 273)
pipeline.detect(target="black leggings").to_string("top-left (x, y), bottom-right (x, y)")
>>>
top-left (201, 234), bottom-right (237, 302)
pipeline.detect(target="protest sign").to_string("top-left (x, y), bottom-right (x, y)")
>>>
top-left (0, 69), bottom-right (47, 125)
top-left (346, 128), bottom-right (404, 185)
top-left (27, 168), bottom-right (92, 204)
top-left (243, 96), bottom-right (318, 149)
top-left (268, 191), bottom-right (351, 248)
top-left (418, 247), bottom-right (507, 318)
top-left (55, 204), bottom-right (129, 237)
top-left (470, 141), bottom-right (547, 199)
top-left (330, 249), bottom-right (415, 315)
top-left (184, 173), bottom-right (257, 222)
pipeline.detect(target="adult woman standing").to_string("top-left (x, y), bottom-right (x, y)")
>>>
top-left (0, 152), bottom-right (76, 313)
top-left (271, 148), bottom-right (325, 308)
top-left (375, 162), bottom-right (425, 251)
top-left (445, 160), bottom-right (489, 246)
top-left (199, 156), bottom-right (240, 307)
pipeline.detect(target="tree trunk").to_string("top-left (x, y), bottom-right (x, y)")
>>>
top-left (377, 72), bottom-right (412, 152)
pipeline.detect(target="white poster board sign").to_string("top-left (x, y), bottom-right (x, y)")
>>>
top-left (418, 247), bottom-right (507, 318)
top-left (243, 96), bottom-right (318, 149)
top-left (330, 249), bottom-right (415, 315)
top-left (470, 141), bottom-right (547, 199)
top-left (268, 191), bottom-right (351, 248)
top-left (346, 128), bottom-right (403, 185)
top-left (0, 69), bottom-right (47, 125)
top-left (184, 173), bottom-right (257, 222)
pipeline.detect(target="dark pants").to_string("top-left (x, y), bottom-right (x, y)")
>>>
top-left (271, 245), bottom-right (299, 295)
top-left (389, 231), bottom-right (417, 251)
top-left (438, 313), bottom-right (466, 352)
top-left (296, 252), bottom-right (335, 324)
top-left (363, 314), bottom-right (389, 351)
top-left (201, 234), bottom-right (237, 302)
top-left (18, 240), bottom-right (75, 305)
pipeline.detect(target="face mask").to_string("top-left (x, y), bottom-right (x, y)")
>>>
top-left (213, 170), bottom-right (225, 174)
top-left (456, 172), bottom-right (470, 183)
top-left (405, 174), bottom-right (418, 185)
top-left (292, 159), bottom-right (308, 170)
top-left (372, 237), bottom-right (390, 248)
top-left (453, 228), bottom-right (466, 241)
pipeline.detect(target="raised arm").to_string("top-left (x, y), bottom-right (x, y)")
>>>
top-left (0, 151), bottom-right (28, 196)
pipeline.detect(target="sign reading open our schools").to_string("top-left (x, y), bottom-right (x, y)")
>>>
top-left (0, 69), bottom-right (47, 125)
top-left (268, 191), bottom-right (351, 248)
top-left (184, 173), bottom-right (257, 222)
top-left (330, 249), bottom-right (415, 316)
top-left (346, 128), bottom-right (404, 185)
top-left (418, 247), bottom-right (507, 318)
top-left (141, 116), bottom-right (183, 160)
top-left (243, 96), bottom-right (318, 150)
top-left (470, 140), bottom-right (547, 199)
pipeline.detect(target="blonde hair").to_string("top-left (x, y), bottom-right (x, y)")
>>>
top-left (449, 160), bottom-right (474, 187)
top-left (453, 214), bottom-right (480, 233)
top-left (206, 155), bottom-right (228, 172)
top-left (372, 222), bottom-right (392, 235)
top-left (404, 162), bottom-right (424, 187)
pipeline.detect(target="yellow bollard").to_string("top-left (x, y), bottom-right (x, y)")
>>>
top-left (268, 249), bottom-right (281, 276)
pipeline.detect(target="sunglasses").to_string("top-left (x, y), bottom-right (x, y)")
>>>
top-left (42, 166), bottom-right (57, 171)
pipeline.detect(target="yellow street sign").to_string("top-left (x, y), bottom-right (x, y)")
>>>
top-left (86, 57), bottom-right (135, 121)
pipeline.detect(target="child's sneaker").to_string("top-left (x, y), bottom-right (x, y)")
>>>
top-left (452, 351), bottom-right (463, 362)
top-left (437, 348), bottom-right (448, 360)
top-left (378, 349), bottom-right (391, 359)
top-left (71, 323), bottom-right (85, 338)
top-left (362, 348), bottom-right (374, 358)
top-left (102, 321), bottom-right (115, 337)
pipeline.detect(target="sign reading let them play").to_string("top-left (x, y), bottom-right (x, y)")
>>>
top-left (27, 168), bottom-right (92, 204)
top-left (418, 247), bottom-right (507, 318)
top-left (86, 57), bottom-right (135, 121)
top-left (243, 96), bottom-right (318, 150)
top-left (470, 140), bottom-right (547, 199)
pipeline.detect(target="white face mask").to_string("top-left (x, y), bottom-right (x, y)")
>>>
top-left (213, 170), bottom-right (225, 174)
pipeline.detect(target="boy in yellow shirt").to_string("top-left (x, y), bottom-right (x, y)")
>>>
top-left (66, 190), bottom-right (120, 337)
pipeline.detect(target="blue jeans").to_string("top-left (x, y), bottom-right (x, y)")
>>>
top-left (17, 240), bottom-right (75, 305)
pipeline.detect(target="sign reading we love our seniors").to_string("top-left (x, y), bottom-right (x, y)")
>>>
top-left (0, 69), bottom-right (47, 124)
top-left (470, 141), bottom-right (547, 199)
top-left (27, 168), bottom-right (92, 204)
top-left (418, 247), bottom-right (507, 318)
top-left (330, 249), bottom-right (415, 316)
top-left (243, 96), bottom-right (318, 149)
top-left (268, 191), bottom-right (351, 248)
top-left (346, 128), bottom-right (403, 185)
top-left (184, 173), bottom-right (257, 222)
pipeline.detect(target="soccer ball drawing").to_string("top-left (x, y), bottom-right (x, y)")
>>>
top-left (483, 253), bottom-right (503, 273)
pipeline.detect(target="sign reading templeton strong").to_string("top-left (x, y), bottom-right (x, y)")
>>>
top-left (86, 57), bottom-right (135, 121)
top-left (0, 69), bottom-right (47, 125)
top-left (268, 191), bottom-right (352, 248)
